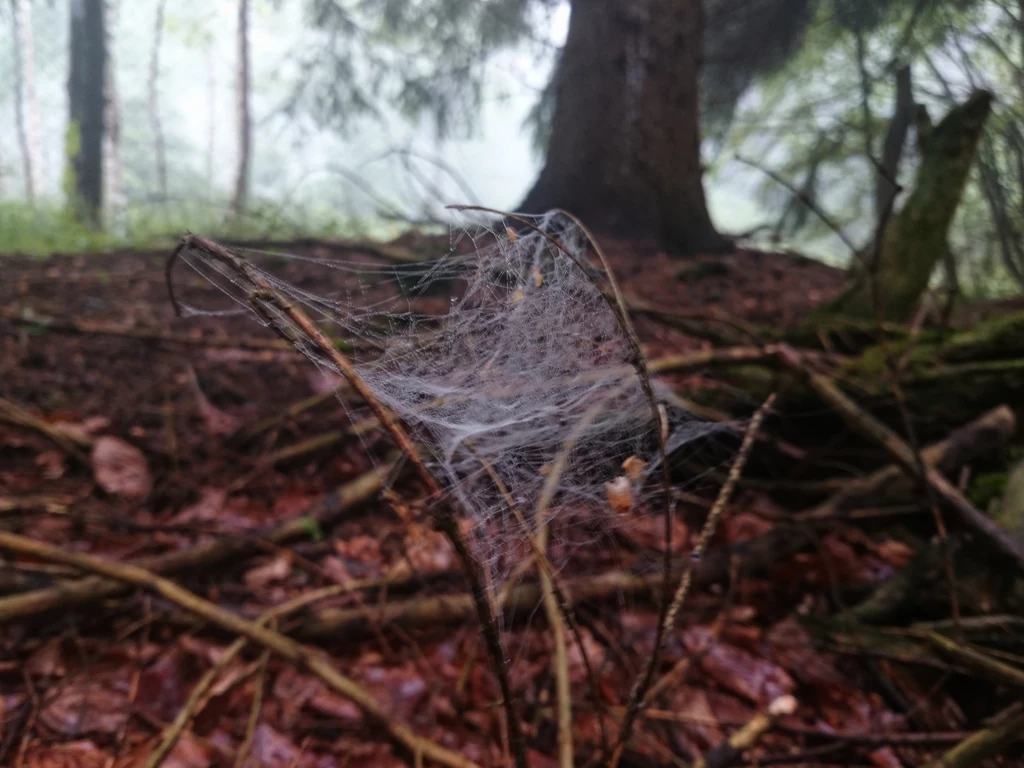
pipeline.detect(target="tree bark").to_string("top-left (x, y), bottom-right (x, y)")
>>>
top-left (148, 0), bottom-right (167, 204)
top-left (520, 0), bottom-right (727, 254)
top-left (824, 90), bottom-right (993, 320)
top-left (68, 0), bottom-right (106, 227)
top-left (11, 0), bottom-right (44, 200)
top-left (229, 0), bottom-right (252, 220)
top-left (104, 0), bottom-right (126, 236)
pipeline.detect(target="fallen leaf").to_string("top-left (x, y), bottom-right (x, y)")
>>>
top-left (91, 436), bottom-right (152, 498)
top-left (684, 627), bottom-right (794, 706)
top-left (621, 455), bottom-right (647, 482)
top-left (308, 690), bottom-right (363, 723)
top-left (186, 366), bottom-right (242, 437)
top-left (390, 530), bottom-right (455, 578)
top-left (23, 740), bottom-right (108, 768)
top-left (40, 677), bottom-right (128, 736)
top-left (175, 487), bottom-right (228, 523)
top-left (25, 638), bottom-right (68, 677)
top-left (605, 476), bottom-right (633, 514)
top-left (244, 553), bottom-right (293, 587)
top-left (249, 722), bottom-right (301, 767)
top-left (35, 450), bottom-right (67, 480)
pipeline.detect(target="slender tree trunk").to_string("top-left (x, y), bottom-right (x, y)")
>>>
top-left (11, 0), bottom-right (44, 200)
top-left (520, 0), bottom-right (727, 253)
top-left (875, 65), bottom-right (914, 226)
top-left (229, 0), bottom-right (251, 220)
top-left (205, 41), bottom-right (216, 194)
top-left (148, 0), bottom-right (168, 204)
top-left (104, 0), bottom-right (126, 237)
top-left (67, 0), bottom-right (106, 227)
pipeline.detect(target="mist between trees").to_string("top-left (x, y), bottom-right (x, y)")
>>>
top-left (0, 0), bottom-right (1021, 297)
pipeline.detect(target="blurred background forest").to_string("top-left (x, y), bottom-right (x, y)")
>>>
top-left (1, 0), bottom-right (1023, 298)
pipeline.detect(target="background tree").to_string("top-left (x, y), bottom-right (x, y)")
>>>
top-left (11, 0), bottom-right (43, 201)
top-left (147, 0), bottom-right (167, 205)
top-left (299, 0), bottom-right (726, 253)
top-left (520, 0), bottom-right (727, 252)
top-left (67, 0), bottom-right (106, 227)
top-left (229, 0), bottom-right (251, 220)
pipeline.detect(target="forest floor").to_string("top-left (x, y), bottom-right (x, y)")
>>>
top-left (1, 235), bottom-right (1022, 768)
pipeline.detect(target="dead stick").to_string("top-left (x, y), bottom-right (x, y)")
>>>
top-left (800, 405), bottom-right (1016, 520)
top-left (297, 528), bottom-right (808, 639)
top-left (0, 531), bottom-right (480, 768)
top-left (694, 695), bottom-right (798, 768)
top-left (0, 462), bottom-right (391, 622)
top-left (179, 234), bottom-right (527, 768)
top-left (0, 396), bottom-right (91, 461)
top-left (919, 710), bottom-right (1024, 768)
top-left (608, 394), bottom-right (776, 768)
top-left (780, 345), bottom-right (1024, 563)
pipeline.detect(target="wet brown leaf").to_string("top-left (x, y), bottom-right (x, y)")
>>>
top-left (683, 627), bottom-right (794, 706)
top-left (35, 450), bottom-right (67, 480)
top-left (23, 740), bottom-right (108, 768)
top-left (244, 553), bottom-right (293, 587)
top-left (39, 677), bottom-right (129, 736)
top-left (249, 722), bottom-right (301, 767)
top-left (91, 436), bottom-right (152, 498)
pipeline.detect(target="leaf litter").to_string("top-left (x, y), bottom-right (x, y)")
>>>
top-left (0, 233), bottom-right (1020, 767)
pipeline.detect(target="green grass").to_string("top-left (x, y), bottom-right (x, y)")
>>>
top-left (0, 198), bottom-right (396, 256)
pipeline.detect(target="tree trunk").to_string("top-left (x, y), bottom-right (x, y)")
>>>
top-left (229, 0), bottom-right (252, 220)
top-left (148, 0), bottom-right (167, 204)
top-left (11, 0), bottom-right (44, 201)
top-left (520, 0), bottom-right (727, 254)
top-left (67, 0), bottom-right (106, 227)
top-left (104, 0), bottom-right (126, 237)
top-left (824, 90), bottom-right (993, 320)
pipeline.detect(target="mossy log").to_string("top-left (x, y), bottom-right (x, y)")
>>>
top-left (692, 310), bottom-right (1024, 437)
top-left (821, 90), bottom-right (993, 321)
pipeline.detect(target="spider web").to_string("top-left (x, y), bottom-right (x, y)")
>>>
top-left (171, 211), bottom-right (724, 579)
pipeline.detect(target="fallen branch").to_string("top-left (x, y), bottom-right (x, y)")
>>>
top-left (0, 532), bottom-right (481, 768)
top-left (296, 528), bottom-right (808, 639)
top-left (0, 307), bottom-right (309, 353)
top-left (0, 462), bottom-right (392, 623)
top-left (800, 405), bottom-right (1016, 520)
top-left (0, 396), bottom-right (92, 461)
top-left (919, 709), bottom-right (1024, 768)
top-left (780, 345), bottom-right (1024, 564)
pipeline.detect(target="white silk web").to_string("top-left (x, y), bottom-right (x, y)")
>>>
top-left (173, 211), bottom-right (720, 577)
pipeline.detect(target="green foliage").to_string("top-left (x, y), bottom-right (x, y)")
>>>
top-left (0, 197), bottom-right (371, 257)
top-left (718, 0), bottom-right (1024, 296)
top-left (294, 0), bottom-right (554, 140)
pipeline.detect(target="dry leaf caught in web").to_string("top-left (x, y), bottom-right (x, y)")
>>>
top-left (622, 455), bottom-right (647, 482)
top-left (91, 436), bottom-right (152, 498)
top-left (605, 475), bottom-right (633, 514)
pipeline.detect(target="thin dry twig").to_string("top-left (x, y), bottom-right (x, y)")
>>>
top-left (0, 396), bottom-right (91, 461)
top-left (661, 393), bottom-right (776, 636)
top-left (734, 155), bottom-right (860, 254)
top-left (0, 531), bottom-right (481, 768)
top-left (0, 462), bottom-right (392, 623)
top-left (919, 709), bottom-right (1024, 768)
top-left (233, 646), bottom-right (269, 768)
top-left (694, 695), bottom-right (798, 768)
top-left (143, 584), bottom-right (362, 768)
